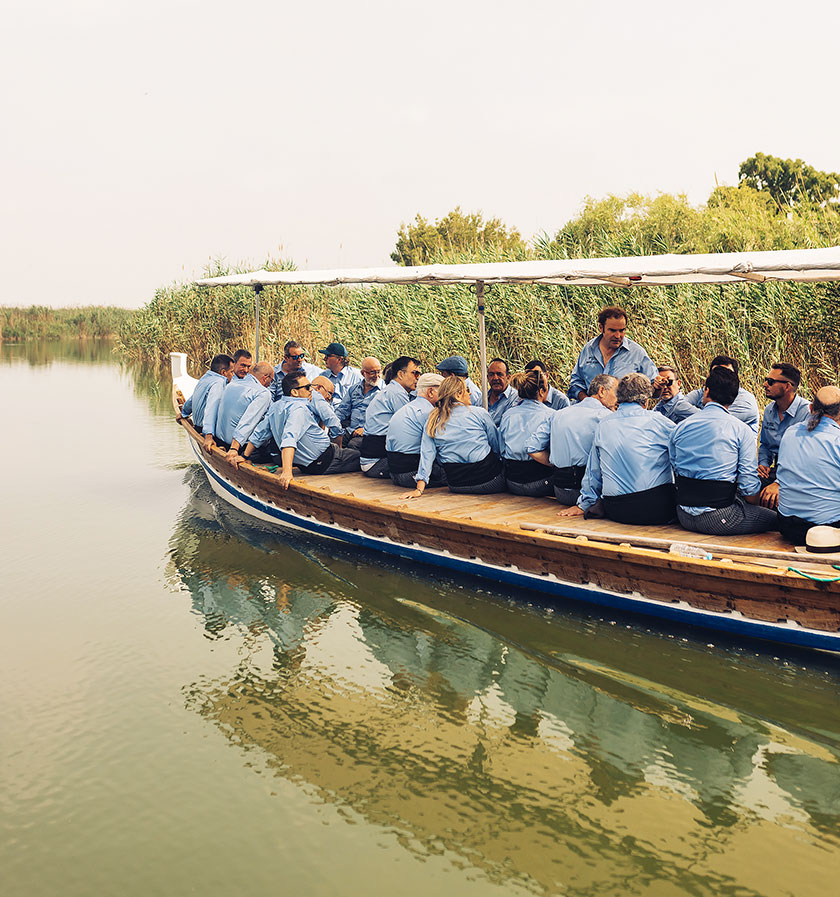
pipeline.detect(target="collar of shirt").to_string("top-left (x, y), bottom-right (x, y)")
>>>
top-left (702, 401), bottom-right (730, 415)
top-left (777, 393), bottom-right (809, 419)
top-left (412, 396), bottom-right (433, 412)
top-left (287, 395), bottom-right (309, 406)
top-left (614, 402), bottom-right (648, 419)
top-left (586, 334), bottom-right (630, 361)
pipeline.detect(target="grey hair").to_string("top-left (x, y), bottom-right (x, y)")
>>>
top-left (807, 394), bottom-right (840, 431)
top-left (616, 373), bottom-right (653, 406)
top-left (588, 373), bottom-right (618, 397)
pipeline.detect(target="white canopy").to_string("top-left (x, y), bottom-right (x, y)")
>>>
top-left (195, 246), bottom-right (840, 288)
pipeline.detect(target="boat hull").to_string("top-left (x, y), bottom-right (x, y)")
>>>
top-left (183, 431), bottom-right (840, 654)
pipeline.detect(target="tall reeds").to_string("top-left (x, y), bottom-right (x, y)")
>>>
top-left (118, 189), bottom-right (840, 400)
top-left (1, 305), bottom-right (133, 341)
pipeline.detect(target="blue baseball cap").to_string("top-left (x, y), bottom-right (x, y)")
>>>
top-left (320, 342), bottom-right (348, 357)
top-left (436, 355), bottom-right (469, 376)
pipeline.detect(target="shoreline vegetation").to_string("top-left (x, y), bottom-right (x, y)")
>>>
top-left (1, 306), bottom-right (134, 342)
top-left (118, 186), bottom-right (840, 403)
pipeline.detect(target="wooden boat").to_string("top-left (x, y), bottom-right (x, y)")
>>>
top-left (172, 354), bottom-right (840, 653)
top-left (174, 246), bottom-right (840, 653)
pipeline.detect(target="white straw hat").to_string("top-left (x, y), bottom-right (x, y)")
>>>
top-left (794, 525), bottom-right (840, 555)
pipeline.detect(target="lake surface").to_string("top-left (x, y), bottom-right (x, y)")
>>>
top-left (2, 340), bottom-right (839, 897)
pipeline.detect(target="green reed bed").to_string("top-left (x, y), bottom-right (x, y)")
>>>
top-left (118, 189), bottom-right (840, 400)
top-left (1, 305), bottom-right (134, 341)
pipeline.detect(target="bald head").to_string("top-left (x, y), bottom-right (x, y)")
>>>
top-left (311, 375), bottom-right (335, 402)
top-left (252, 361), bottom-right (274, 386)
top-left (360, 356), bottom-right (382, 387)
top-left (815, 386), bottom-right (840, 410)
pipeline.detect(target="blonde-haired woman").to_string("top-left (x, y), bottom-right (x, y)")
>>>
top-left (403, 377), bottom-right (504, 498)
top-left (500, 369), bottom-right (556, 496)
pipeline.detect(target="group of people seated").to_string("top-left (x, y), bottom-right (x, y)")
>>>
top-left (177, 306), bottom-right (840, 547)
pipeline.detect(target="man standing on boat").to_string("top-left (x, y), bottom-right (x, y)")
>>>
top-left (652, 364), bottom-right (698, 423)
top-left (271, 340), bottom-right (322, 401)
top-left (568, 306), bottom-right (657, 403)
top-left (776, 386), bottom-right (840, 544)
top-left (178, 354), bottom-right (233, 448)
top-left (756, 363), bottom-right (810, 509)
top-left (485, 359), bottom-right (519, 425)
top-left (684, 356), bottom-right (759, 434)
top-left (208, 360), bottom-right (273, 456)
top-left (334, 357), bottom-right (383, 452)
top-left (559, 374), bottom-right (676, 525)
top-left (527, 373), bottom-right (618, 505)
top-left (318, 342), bottom-right (362, 404)
top-left (669, 367), bottom-right (776, 536)
top-left (231, 349), bottom-right (253, 380)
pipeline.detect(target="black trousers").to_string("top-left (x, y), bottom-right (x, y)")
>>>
top-left (602, 482), bottom-right (677, 526)
top-left (778, 513), bottom-right (840, 546)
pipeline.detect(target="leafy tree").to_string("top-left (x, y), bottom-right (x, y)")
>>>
top-left (738, 152), bottom-right (840, 207)
top-left (391, 207), bottom-right (526, 266)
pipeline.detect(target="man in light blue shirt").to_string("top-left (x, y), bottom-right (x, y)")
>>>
top-left (560, 373), bottom-right (676, 525)
top-left (486, 359), bottom-right (519, 425)
top-left (670, 367), bottom-right (775, 536)
top-left (361, 355), bottom-right (421, 477)
top-left (568, 306), bottom-right (657, 402)
top-left (527, 374), bottom-right (617, 505)
top-left (231, 349), bottom-right (252, 380)
top-left (652, 363), bottom-right (698, 424)
top-left (271, 340), bottom-right (322, 401)
top-left (684, 355), bottom-right (759, 434)
top-left (524, 360), bottom-right (570, 411)
top-left (318, 341), bottom-right (362, 403)
top-left (386, 373), bottom-right (447, 488)
top-left (209, 361), bottom-right (273, 454)
top-left (777, 387), bottom-right (840, 544)
top-left (756, 363), bottom-right (811, 509)
top-left (436, 355), bottom-right (483, 405)
top-left (234, 371), bottom-right (360, 487)
top-left (333, 356), bottom-right (383, 450)
top-left (179, 354), bottom-right (233, 448)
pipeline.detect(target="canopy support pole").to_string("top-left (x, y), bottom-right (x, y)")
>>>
top-left (476, 280), bottom-right (488, 409)
top-left (253, 284), bottom-right (263, 362)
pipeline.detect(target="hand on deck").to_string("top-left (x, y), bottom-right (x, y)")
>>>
top-left (760, 481), bottom-right (779, 510)
top-left (557, 505), bottom-right (585, 517)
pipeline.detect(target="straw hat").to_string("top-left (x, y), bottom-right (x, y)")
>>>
top-left (794, 525), bottom-right (840, 556)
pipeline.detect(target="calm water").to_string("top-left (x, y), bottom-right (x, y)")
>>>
top-left (2, 340), bottom-right (839, 897)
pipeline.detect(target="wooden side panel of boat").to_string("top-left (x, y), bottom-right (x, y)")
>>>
top-left (179, 418), bottom-right (840, 635)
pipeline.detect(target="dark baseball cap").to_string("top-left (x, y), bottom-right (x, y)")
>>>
top-left (320, 342), bottom-right (348, 357)
top-left (435, 355), bottom-right (469, 376)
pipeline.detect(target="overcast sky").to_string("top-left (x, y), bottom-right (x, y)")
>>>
top-left (2, 0), bottom-right (838, 308)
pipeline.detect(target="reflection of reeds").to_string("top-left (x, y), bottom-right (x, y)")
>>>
top-left (118, 192), bottom-right (840, 398)
top-left (0, 305), bottom-right (133, 341)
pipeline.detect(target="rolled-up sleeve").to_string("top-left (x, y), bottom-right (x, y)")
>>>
top-left (526, 416), bottom-right (552, 453)
top-left (416, 428), bottom-right (438, 484)
top-left (233, 392), bottom-right (271, 445)
top-left (280, 406), bottom-right (308, 451)
top-left (202, 383), bottom-right (224, 437)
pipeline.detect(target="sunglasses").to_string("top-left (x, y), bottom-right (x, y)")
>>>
top-left (764, 377), bottom-right (792, 386)
top-left (660, 378), bottom-right (676, 386)
top-left (296, 383), bottom-right (312, 392)
top-left (285, 352), bottom-right (306, 360)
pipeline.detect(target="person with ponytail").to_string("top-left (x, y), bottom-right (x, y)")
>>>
top-left (402, 377), bottom-right (504, 498)
top-left (499, 369), bottom-right (557, 496)
top-left (776, 386), bottom-right (840, 544)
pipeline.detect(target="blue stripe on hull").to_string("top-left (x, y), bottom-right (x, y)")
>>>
top-left (192, 444), bottom-right (840, 653)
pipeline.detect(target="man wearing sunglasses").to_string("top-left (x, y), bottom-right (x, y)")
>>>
top-left (652, 364), bottom-right (698, 423)
top-left (757, 363), bottom-right (810, 509)
top-left (270, 340), bottom-right (321, 402)
top-left (233, 371), bottom-right (361, 487)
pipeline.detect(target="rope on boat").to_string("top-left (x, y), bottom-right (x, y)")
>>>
top-left (786, 567), bottom-right (840, 582)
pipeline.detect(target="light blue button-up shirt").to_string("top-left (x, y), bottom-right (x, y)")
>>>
top-left (319, 364), bottom-right (362, 403)
top-left (527, 396), bottom-right (612, 468)
top-left (270, 361), bottom-right (321, 402)
top-left (654, 392), bottom-right (698, 424)
top-left (568, 335), bottom-right (657, 401)
top-left (685, 386), bottom-right (759, 434)
top-left (578, 403), bottom-right (675, 510)
top-left (777, 417), bottom-right (840, 524)
top-left (487, 385), bottom-right (519, 425)
top-left (417, 405), bottom-right (500, 484)
top-left (278, 397), bottom-right (331, 467)
top-left (466, 377), bottom-right (483, 406)
top-left (248, 393), bottom-right (339, 450)
top-left (215, 373), bottom-right (271, 445)
top-left (334, 380), bottom-right (382, 435)
top-left (545, 386), bottom-right (571, 411)
top-left (758, 394), bottom-right (811, 467)
top-left (182, 370), bottom-right (227, 435)
top-left (500, 399), bottom-right (554, 461)
top-left (386, 396), bottom-right (434, 453)
top-left (669, 402), bottom-right (761, 514)
top-left (364, 380), bottom-right (412, 436)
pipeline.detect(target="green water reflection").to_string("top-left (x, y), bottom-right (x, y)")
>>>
top-left (169, 468), bottom-right (840, 896)
top-left (0, 337), bottom-right (118, 366)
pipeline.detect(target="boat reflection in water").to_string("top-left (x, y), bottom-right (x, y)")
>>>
top-left (169, 469), bottom-right (840, 895)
